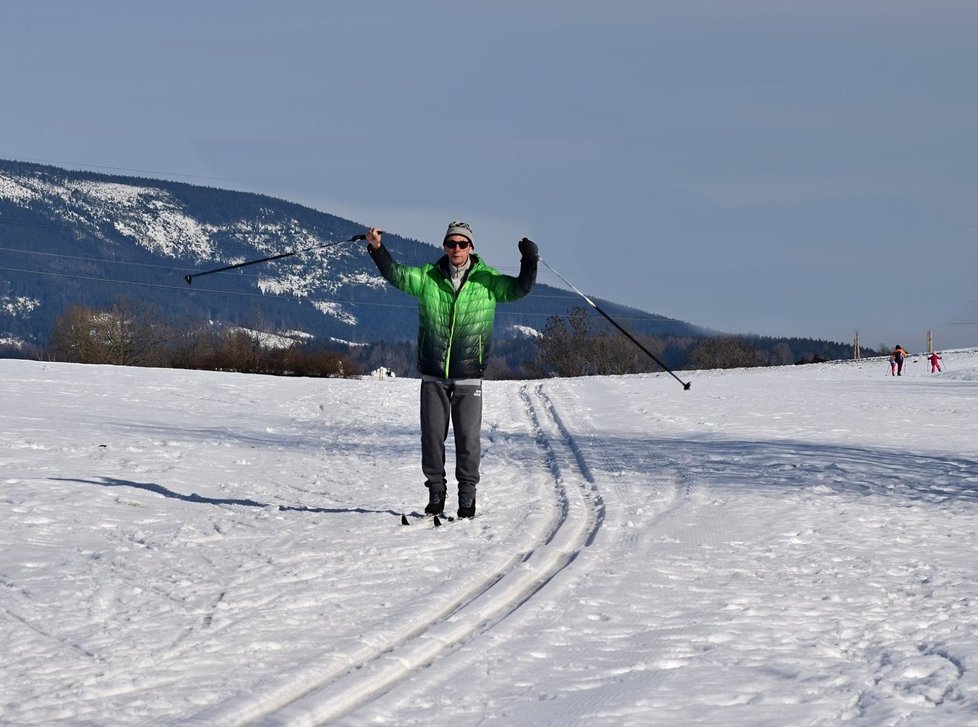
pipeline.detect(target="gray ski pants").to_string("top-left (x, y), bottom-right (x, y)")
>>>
top-left (420, 378), bottom-right (482, 499)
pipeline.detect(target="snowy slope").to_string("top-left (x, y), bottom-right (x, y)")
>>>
top-left (2, 350), bottom-right (978, 725)
top-left (1, 160), bottom-right (702, 350)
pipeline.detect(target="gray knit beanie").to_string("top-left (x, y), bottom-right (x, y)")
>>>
top-left (444, 220), bottom-right (474, 246)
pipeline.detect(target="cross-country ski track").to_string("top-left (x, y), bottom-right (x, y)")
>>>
top-left (183, 383), bottom-right (608, 725)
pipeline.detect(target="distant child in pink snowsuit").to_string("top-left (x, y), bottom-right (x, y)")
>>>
top-left (928, 352), bottom-right (943, 373)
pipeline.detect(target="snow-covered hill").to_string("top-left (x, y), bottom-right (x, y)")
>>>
top-left (0, 159), bottom-right (698, 350)
top-left (3, 351), bottom-right (978, 725)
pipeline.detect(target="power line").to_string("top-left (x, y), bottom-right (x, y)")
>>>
top-left (0, 206), bottom-right (604, 300)
top-left (0, 245), bottom-right (589, 304)
top-left (0, 245), bottom-right (189, 273)
top-left (0, 212), bottom-right (601, 284)
top-left (0, 266), bottom-right (191, 293)
top-left (0, 264), bottom-right (681, 326)
top-left (0, 176), bottom-right (667, 321)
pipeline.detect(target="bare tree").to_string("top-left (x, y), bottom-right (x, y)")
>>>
top-left (527, 307), bottom-right (658, 377)
top-left (526, 307), bottom-right (594, 377)
top-left (770, 341), bottom-right (794, 366)
top-left (169, 321), bottom-right (220, 370)
top-left (49, 304), bottom-right (100, 363)
top-left (49, 299), bottom-right (173, 366)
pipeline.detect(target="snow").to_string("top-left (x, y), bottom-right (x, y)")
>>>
top-left (63, 180), bottom-right (212, 259)
top-left (1, 295), bottom-right (41, 317)
top-left (0, 173), bottom-right (39, 204)
top-left (509, 324), bottom-right (542, 338)
top-left (0, 171), bottom-right (353, 273)
top-left (3, 349), bottom-right (978, 725)
top-left (226, 326), bottom-right (307, 351)
top-left (309, 300), bottom-right (358, 326)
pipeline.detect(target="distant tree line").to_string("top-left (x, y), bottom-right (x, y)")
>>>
top-left (0, 300), bottom-right (874, 379)
top-left (40, 298), bottom-right (361, 377)
top-left (521, 307), bottom-right (872, 378)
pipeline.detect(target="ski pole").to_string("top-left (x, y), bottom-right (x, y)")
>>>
top-left (183, 233), bottom-right (368, 285)
top-left (537, 249), bottom-right (691, 390)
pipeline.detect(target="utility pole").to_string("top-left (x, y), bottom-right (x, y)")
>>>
top-left (853, 331), bottom-right (861, 360)
top-left (926, 330), bottom-right (934, 353)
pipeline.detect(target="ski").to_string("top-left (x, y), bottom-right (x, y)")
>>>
top-left (400, 512), bottom-right (456, 527)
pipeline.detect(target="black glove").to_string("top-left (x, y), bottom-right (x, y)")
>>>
top-left (518, 237), bottom-right (539, 261)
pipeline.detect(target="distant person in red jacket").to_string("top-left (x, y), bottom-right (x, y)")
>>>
top-left (928, 351), bottom-right (943, 373)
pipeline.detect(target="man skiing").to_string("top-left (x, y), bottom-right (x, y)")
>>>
top-left (890, 345), bottom-right (910, 376)
top-left (365, 222), bottom-right (538, 519)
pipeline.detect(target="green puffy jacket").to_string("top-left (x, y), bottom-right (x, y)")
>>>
top-left (369, 245), bottom-right (536, 378)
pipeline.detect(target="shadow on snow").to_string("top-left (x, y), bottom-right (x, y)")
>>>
top-left (48, 476), bottom-right (403, 517)
top-left (602, 435), bottom-right (978, 505)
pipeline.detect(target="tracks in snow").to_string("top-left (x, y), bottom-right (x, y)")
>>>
top-left (184, 383), bottom-right (604, 726)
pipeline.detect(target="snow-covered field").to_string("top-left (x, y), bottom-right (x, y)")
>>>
top-left (3, 350), bottom-right (978, 726)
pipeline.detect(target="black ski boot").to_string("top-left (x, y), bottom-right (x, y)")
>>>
top-left (424, 483), bottom-right (446, 516)
top-left (457, 495), bottom-right (476, 519)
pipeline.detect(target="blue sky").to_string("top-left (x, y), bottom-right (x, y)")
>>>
top-left (3, 1), bottom-right (977, 350)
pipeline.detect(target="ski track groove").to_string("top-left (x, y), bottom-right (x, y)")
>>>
top-left (531, 385), bottom-right (607, 547)
top-left (346, 382), bottom-right (708, 722)
top-left (182, 383), bottom-right (603, 726)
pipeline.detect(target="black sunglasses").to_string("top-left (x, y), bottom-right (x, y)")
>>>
top-left (444, 240), bottom-right (471, 249)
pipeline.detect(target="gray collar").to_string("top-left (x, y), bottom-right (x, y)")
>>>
top-left (448, 258), bottom-right (471, 291)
